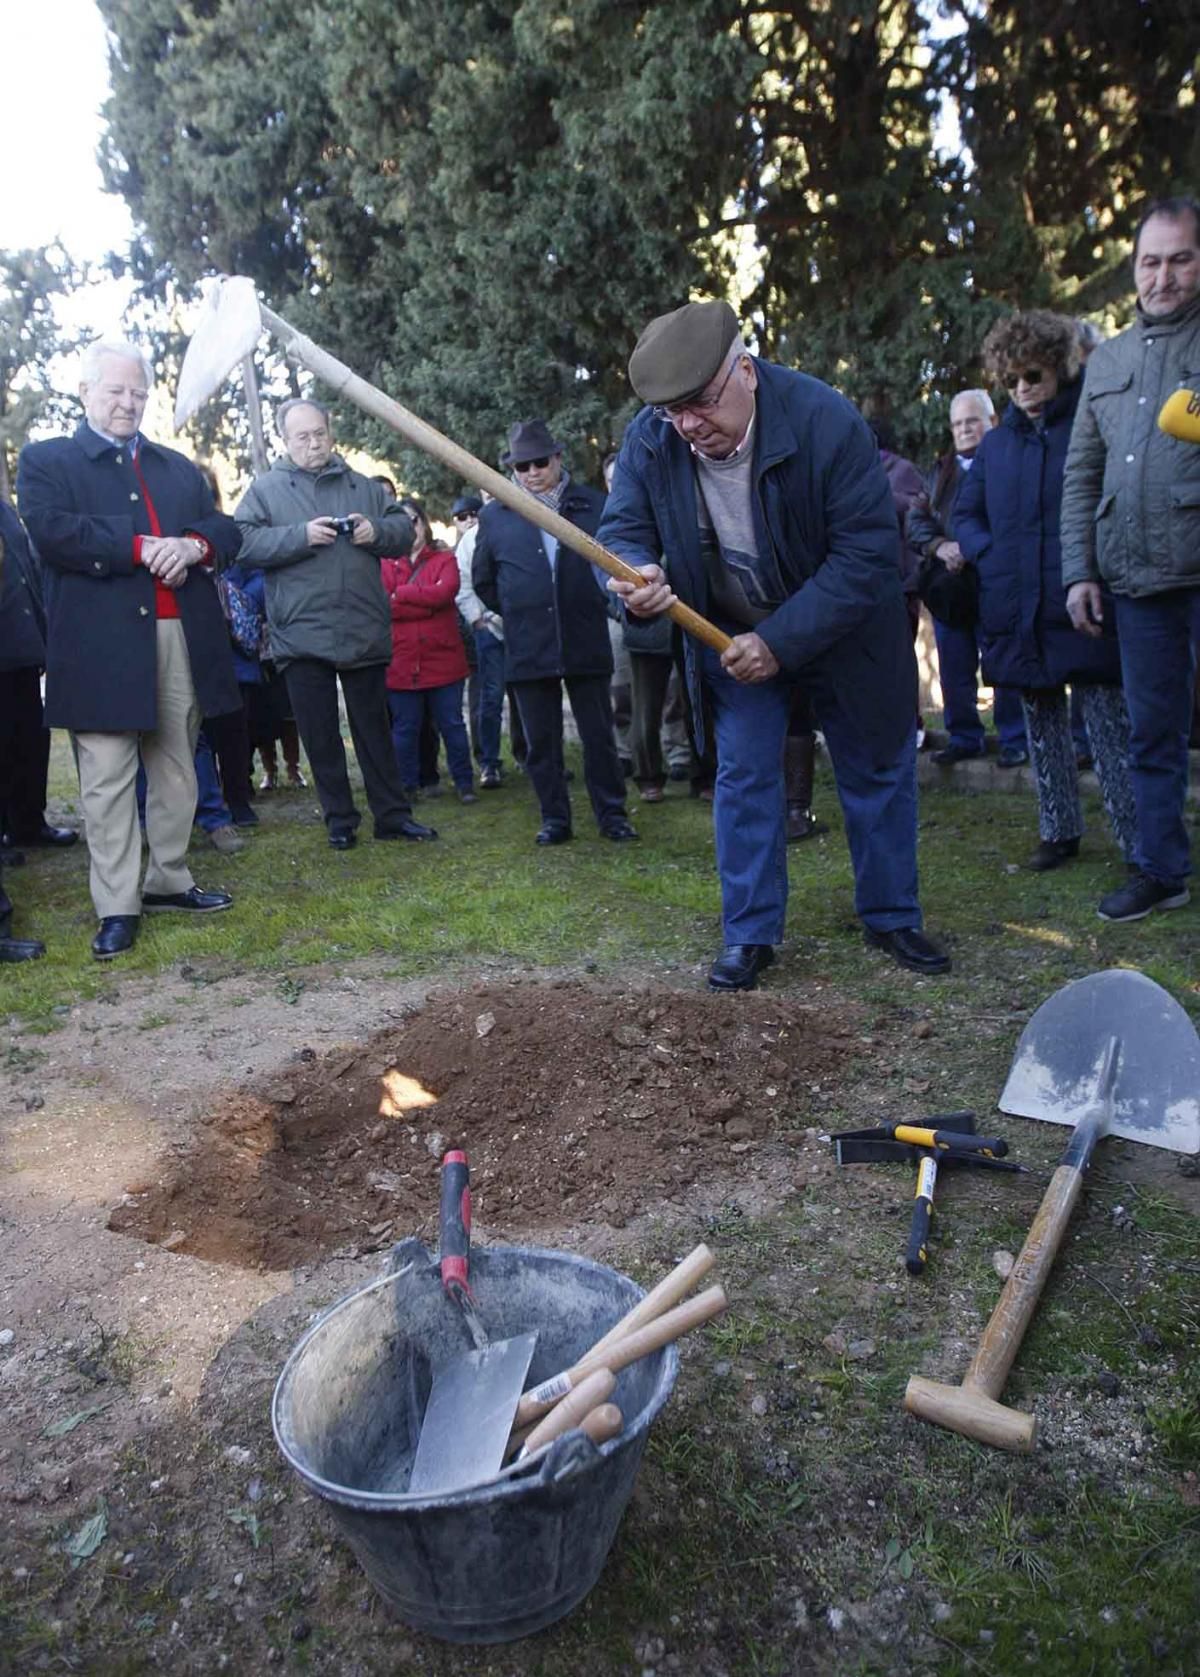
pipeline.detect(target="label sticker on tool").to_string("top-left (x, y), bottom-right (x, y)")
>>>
top-left (527, 1373), bottom-right (573, 1405)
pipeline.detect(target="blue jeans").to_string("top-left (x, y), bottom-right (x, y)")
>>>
top-left (933, 618), bottom-right (1026, 751)
top-left (703, 646), bottom-right (922, 945)
top-left (1112, 588), bottom-right (1200, 888)
top-left (387, 682), bottom-right (474, 792)
top-left (473, 629), bottom-right (506, 772)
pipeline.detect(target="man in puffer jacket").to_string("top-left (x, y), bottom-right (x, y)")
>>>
top-left (234, 399), bottom-right (436, 850)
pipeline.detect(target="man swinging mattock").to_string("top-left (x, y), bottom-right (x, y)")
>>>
top-left (598, 300), bottom-right (950, 990)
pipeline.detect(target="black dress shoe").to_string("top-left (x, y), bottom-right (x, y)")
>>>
top-left (5, 824), bottom-right (78, 849)
top-left (535, 824), bottom-right (573, 846)
top-left (329, 831), bottom-right (358, 850)
top-left (863, 926), bottom-right (951, 974)
top-left (708, 944), bottom-right (775, 991)
top-left (1027, 837), bottom-right (1079, 872)
top-left (602, 819), bottom-right (639, 842)
top-left (931, 742), bottom-right (984, 766)
top-left (1, 935), bottom-right (46, 963)
top-left (141, 886), bottom-right (233, 913)
top-left (92, 916), bottom-right (139, 960)
top-left (375, 819), bottom-right (438, 841)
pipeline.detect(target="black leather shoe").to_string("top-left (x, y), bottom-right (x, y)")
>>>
top-left (329, 831), bottom-right (358, 850)
top-left (375, 819), bottom-right (439, 841)
top-left (480, 767), bottom-right (502, 789)
top-left (931, 742), bottom-right (983, 766)
top-left (92, 916), bottom-right (139, 960)
top-left (535, 824), bottom-right (573, 846)
top-left (708, 944), bottom-right (775, 991)
top-left (1, 934), bottom-right (46, 963)
top-left (141, 887), bottom-right (233, 914)
top-left (864, 926), bottom-right (951, 974)
top-left (5, 823), bottom-right (78, 849)
top-left (602, 820), bottom-right (639, 842)
top-left (1028, 837), bottom-right (1079, 872)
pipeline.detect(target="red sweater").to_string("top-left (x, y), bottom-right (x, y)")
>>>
top-left (380, 544), bottom-right (469, 691)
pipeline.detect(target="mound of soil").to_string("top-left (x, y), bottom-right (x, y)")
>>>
top-left (108, 979), bottom-right (860, 1269)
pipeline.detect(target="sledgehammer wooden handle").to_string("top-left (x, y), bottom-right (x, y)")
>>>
top-left (514, 1284), bottom-right (728, 1433)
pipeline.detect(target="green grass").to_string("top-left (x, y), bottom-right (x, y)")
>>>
top-left (5, 732), bottom-right (1198, 1033)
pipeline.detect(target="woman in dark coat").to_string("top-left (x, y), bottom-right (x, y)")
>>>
top-left (380, 500), bottom-right (476, 802)
top-left (955, 310), bottom-right (1135, 870)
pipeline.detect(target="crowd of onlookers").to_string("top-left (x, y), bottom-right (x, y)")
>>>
top-left (1, 193), bottom-right (1196, 987)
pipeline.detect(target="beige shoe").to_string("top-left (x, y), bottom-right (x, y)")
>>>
top-left (208, 823), bottom-right (246, 855)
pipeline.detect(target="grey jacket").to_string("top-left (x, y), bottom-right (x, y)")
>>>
top-left (234, 454), bottom-right (414, 668)
top-left (1060, 297), bottom-right (1200, 597)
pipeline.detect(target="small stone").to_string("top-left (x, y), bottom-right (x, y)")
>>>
top-left (24, 1093), bottom-right (44, 1111)
top-left (424, 1131), bottom-right (446, 1158)
top-left (475, 1011), bottom-right (496, 1038)
top-left (264, 1082), bottom-right (296, 1105)
top-left (827, 1607), bottom-right (846, 1632)
top-left (979, 1629), bottom-right (996, 1644)
top-left (724, 1116), bottom-right (755, 1140)
top-left (913, 1020), bottom-right (934, 1039)
top-left (750, 1393), bottom-right (769, 1417)
top-left (161, 1231), bottom-right (188, 1253)
top-left (233, 1572), bottom-right (244, 1588)
top-left (822, 1331), bottom-right (848, 1357)
top-left (932, 1602), bottom-right (953, 1623)
top-left (612, 1024), bottom-right (648, 1048)
top-left (368, 1123), bottom-right (388, 1143)
top-left (846, 1338), bottom-right (875, 1362)
top-left (223, 1445), bottom-right (252, 1466)
top-left (993, 1249), bottom-right (1015, 1281)
top-left (1095, 1371), bottom-right (1121, 1399)
top-left (291, 1620), bottom-right (312, 1642)
top-left (0, 1330), bottom-right (13, 1346)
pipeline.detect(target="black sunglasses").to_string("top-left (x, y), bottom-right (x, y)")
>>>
top-left (1003, 367), bottom-right (1045, 389)
top-left (515, 456), bottom-right (551, 472)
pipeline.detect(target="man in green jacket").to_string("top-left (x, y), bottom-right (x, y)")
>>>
top-left (1061, 196), bottom-right (1200, 923)
top-left (235, 399), bottom-right (436, 849)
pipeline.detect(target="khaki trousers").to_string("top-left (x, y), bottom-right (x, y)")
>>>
top-left (74, 621), bottom-right (201, 918)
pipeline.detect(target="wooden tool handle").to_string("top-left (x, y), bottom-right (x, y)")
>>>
top-left (585, 1244), bottom-right (716, 1362)
top-left (519, 1368), bottom-right (616, 1457)
top-left (260, 308), bottom-right (732, 656)
top-left (577, 1403), bottom-right (624, 1447)
top-left (964, 1158), bottom-right (1087, 1398)
top-left (514, 1283), bottom-right (728, 1431)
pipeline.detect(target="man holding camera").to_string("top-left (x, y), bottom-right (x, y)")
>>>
top-left (234, 399), bottom-right (436, 848)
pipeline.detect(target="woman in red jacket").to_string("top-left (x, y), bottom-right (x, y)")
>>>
top-left (381, 500), bottom-right (477, 802)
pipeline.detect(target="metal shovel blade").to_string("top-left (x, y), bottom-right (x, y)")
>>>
top-left (174, 277), bottom-right (263, 430)
top-left (999, 969), bottom-right (1200, 1155)
top-left (407, 1330), bottom-right (537, 1497)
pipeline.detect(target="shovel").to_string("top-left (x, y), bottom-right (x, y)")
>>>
top-left (175, 276), bottom-right (730, 655)
top-left (406, 1151), bottom-right (537, 1496)
top-left (904, 969), bottom-right (1200, 1451)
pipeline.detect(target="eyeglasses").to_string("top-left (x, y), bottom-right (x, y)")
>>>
top-left (1003, 367), bottom-right (1045, 390)
top-left (653, 355), bottom-right (742, 422)
top-left (515, 456), bottom-right (551, 472)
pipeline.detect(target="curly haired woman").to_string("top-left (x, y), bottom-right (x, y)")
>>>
top-left (954, 310), bottom-right (1136, 871)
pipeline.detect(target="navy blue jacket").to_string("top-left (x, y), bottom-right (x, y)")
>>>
top-left (472, 480), bottom-right (613, 682)
top-left (17, 425), bottom-right (242, 730)
top-left (0, 500), bottom-right (47, 671)
top-left (598, 359), bottom-right (915, 758)
top-left (954, 382), bottom-right (1121, 691)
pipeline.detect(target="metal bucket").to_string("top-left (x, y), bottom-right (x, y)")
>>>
top-left (272, 1238), bottom-right (678, 1643)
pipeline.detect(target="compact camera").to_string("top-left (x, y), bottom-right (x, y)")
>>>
top-left (332, 516), bottom-right (357, 539)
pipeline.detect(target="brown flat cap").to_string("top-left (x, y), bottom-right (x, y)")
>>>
top-left (628, 300), bottom-right (740, 406)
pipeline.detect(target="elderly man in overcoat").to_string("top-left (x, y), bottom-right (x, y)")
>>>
top-left (17, 339), bottom-right (241, 959)
top-left (600, 300), bottom-right (948, 989)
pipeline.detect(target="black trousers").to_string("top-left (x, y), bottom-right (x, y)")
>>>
top-left (628, 651), bottom-right (673, 789)
top-left (510, 673), bottom-right (627, 833)
top-left (204, 705), bottom-right (253, 818)
top-left (283, 659), bottom-right (412, 837)
top-left (0, 666), bottom-right (50, 840)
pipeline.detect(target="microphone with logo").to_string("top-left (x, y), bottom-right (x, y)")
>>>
top-left (1157, 387), bottom-right (1200, 444)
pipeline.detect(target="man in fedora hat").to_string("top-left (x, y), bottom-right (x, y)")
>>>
top-left (472, 419), bottom-right (635, 844)
top-left (600, 300), bottom-right (948, 989)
